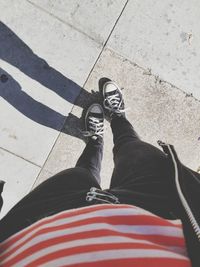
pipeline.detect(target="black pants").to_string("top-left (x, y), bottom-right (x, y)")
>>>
top-left (0, 116), bottom-right (176, 242)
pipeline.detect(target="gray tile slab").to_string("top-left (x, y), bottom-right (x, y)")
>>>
top-left (0, 149), bottom-right (40, 219)
top-left (36, 48), bottom-right (200, 189)
top-left (29, 0), bottom-right (127, 44)
top-left (0, 0), bottom-right (102, 166)
top-left (0, 97), bottom-right (61, 166)
top-left (33, 107), bottom-right (87, 185)
top-left (108, 0), bottom-right (200, 99)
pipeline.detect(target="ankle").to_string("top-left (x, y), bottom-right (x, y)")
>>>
top-left (88, 136), bottom-right (104, 145)
top-left (110, 112), bottom-right (126, 120)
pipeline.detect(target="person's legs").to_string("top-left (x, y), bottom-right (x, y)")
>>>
top-left (76, 138), bottom-right (103, 184)
top-left (102, 80), bottom-right (176, 218)
top-left (110, 115), bottom-right (170, 185)
top-left (109, 117), bottom-right (176, 218)
top-left (76, 103), bottom-right (105, 184)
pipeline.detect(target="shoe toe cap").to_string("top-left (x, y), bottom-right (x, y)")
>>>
top-left (90, 104), bottom-right (103, 114)
top-left (104, 82), bottom-right (118, 93)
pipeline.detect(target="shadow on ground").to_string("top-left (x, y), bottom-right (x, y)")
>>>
top-left (0, 22), bottom-right (102, 142)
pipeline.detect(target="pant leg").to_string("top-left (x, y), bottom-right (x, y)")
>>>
top-left (108, 116), bottom-right (176, 219)
top-left (76, 138), bottom-right (103, 184)
top-left (0, 167), bottom-right (100, 242)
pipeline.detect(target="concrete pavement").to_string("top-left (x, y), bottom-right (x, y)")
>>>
top-left (0, 0), bottom-right (200, 218)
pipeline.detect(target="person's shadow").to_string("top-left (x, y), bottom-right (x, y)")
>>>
top-left (0, 22), bottom-right (100, 141)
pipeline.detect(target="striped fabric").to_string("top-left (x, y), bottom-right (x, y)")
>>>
top-left (0, 204), bottom-right (191, 267)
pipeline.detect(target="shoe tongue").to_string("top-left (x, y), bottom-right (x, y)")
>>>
top-left (89, 112), bottom-right (103, 120)
top-left (105, 89), bottom-right (118, 97)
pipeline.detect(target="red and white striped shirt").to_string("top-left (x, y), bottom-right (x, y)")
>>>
top-left (0, 204), bottom-right (191, 267)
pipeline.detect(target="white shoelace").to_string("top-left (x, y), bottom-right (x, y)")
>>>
top-left (103, 92), bottom-right (125, 114)
top-left (83, 116), bottom-right (104, 139)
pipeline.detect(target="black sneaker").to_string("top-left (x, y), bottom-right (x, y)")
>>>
top-left (102, 80), bottom-right (125, 118)
top-left (83, 104), bottom-right (104, 141)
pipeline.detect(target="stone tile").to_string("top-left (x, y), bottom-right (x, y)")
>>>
top-left (108, 0), bottom-right (200, 99)
top-left (29, 0), bottom-right (127, 44)
top-left (34, 107), bottom-right (87, 182)
top-left (0, 0), bottom-right (102, 166)
top-left (38, 132), bottom-right (85, 178)
top-left (0, 97), bottom-right (61, 166)
top-left (37, 48), bottom-right (200, 189)
top-left (0, 149), bottom-right (40, 219)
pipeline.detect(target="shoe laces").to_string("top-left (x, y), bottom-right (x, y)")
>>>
top-left (104, 92), bottom-right (125, 114)
top-left (83, 116), bottom-right (104, 139)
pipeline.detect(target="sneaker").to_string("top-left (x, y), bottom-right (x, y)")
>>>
top-left (83, 103), bottom-right (104, 141)
top-left (102, 80), bottom-right (125, 117)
